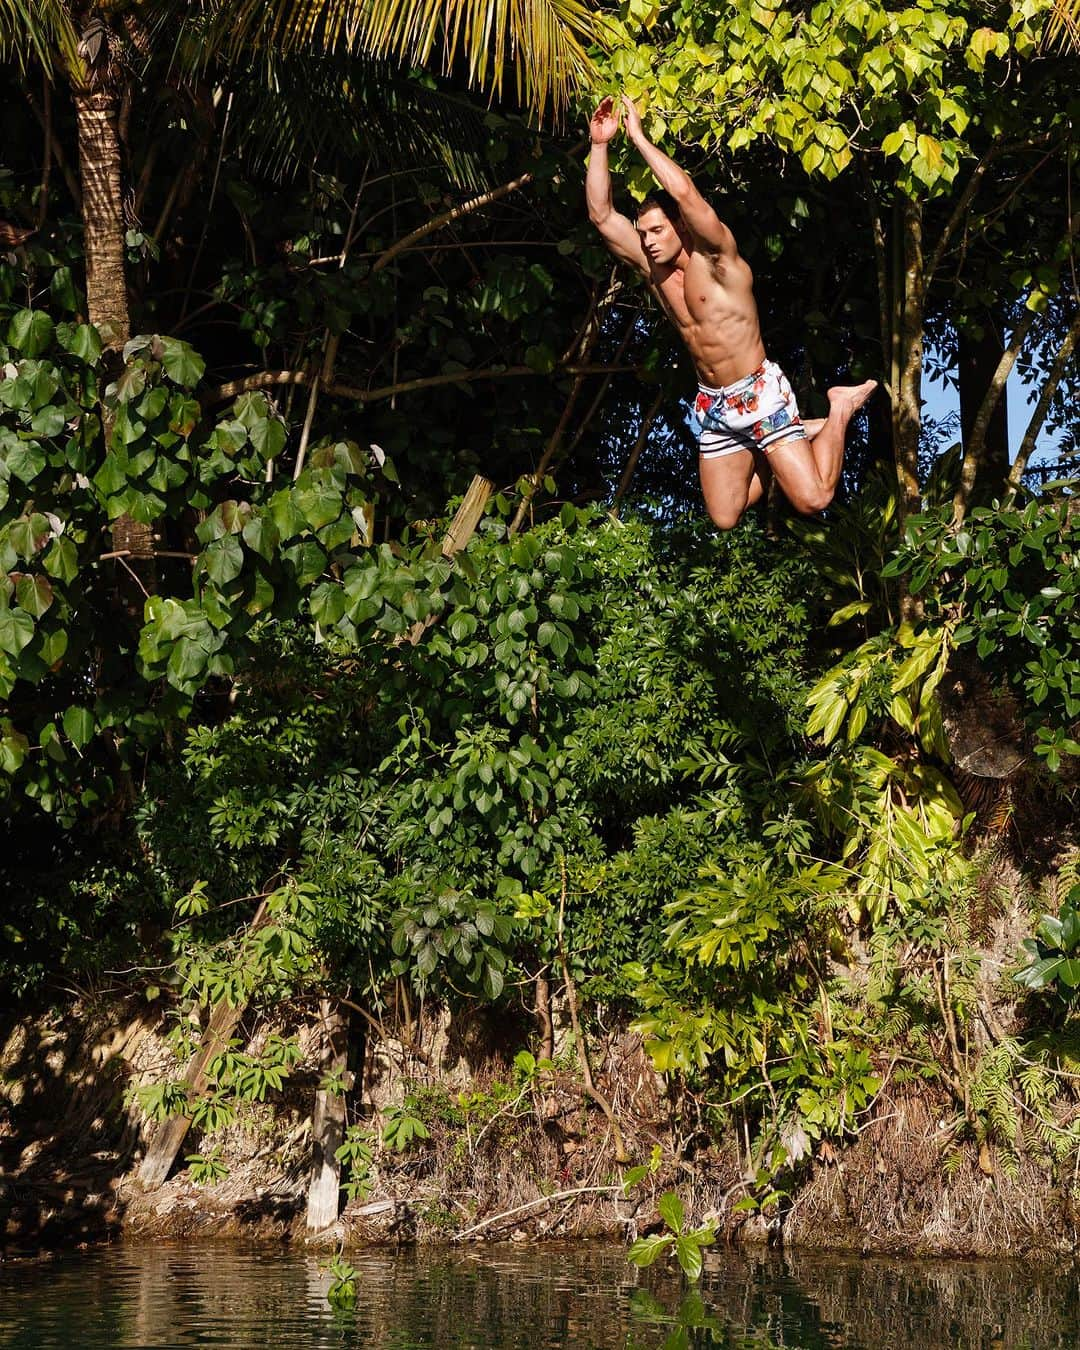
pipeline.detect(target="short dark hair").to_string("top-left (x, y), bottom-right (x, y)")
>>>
top-left (636, 189), bottom-right (680, 222)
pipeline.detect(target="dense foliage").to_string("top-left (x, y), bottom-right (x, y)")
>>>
top-left (1, 0), bottom-right (1078, 1235)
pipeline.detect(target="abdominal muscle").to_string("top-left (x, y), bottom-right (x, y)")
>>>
top-left (653, 252), bottom-right (765, 389)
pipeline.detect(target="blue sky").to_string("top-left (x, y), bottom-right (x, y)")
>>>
top-left (922, 357), bottom-right (1067, 467)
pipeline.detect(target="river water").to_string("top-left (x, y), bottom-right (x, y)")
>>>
top-left (0, 1241), bottom-right (1076, 1348)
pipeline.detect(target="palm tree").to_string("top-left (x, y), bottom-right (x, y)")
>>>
top-left (2, 0), bottom-right (598, 348)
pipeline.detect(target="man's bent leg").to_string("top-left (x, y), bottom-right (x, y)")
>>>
top-left (768, 380), bottom-right (877, 514)
top-left (699, 448), bottom-right (761, 529)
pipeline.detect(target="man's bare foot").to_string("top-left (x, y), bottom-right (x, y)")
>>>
top-left (827, 379), bottom-right (878, 419)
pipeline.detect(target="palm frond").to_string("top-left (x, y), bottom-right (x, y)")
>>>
top-left (186, 0), bottom-right (598, 118)
top-left (1046, 0), bottom-right (1080, 47)
top-left (224, 55), bottom-right (494, 189)
top-left (0, 0), bottom-right (78, 73)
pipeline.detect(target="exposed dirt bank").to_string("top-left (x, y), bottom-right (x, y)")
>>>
top-left (2, 994), bottom-right (1077, 1261)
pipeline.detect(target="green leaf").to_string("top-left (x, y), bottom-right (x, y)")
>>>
top-left (4, 439), bottom-right (47, 483)
top-left (203, 535), bottom-right (244, 587)
top-left (627, 1233), bottom-right (674, 1268)
top-left (242, 516), bottom-right (280, 560)
top-left (674, 1235), bottom-right (704, 1281)
top-left (62, 705), bottom-right (95, 749)
top-left (7, 310), bottom-right (54, 357)
top-left (296, 486), bottom-right (343, 532)
top-left (57, 322), bottom-right (103, 364)
top-left (94, 454), bottom-right (129, 496)
top-left (159, 337), bottom-right (206, 387)
top-left (43, 536), bottom-right (78, 584)
top-left (38, 627), bottom-right (67, 667)
top-left (29, 405), bottom-right (66, 438)
top-left (50, 267), bottom-right (79, 313)
top-left (283, 541), bottom-right (327, 587)
top-left (0, 725), bottom-right (29, 773)
top-left (15, 574), bottom-right (53, 617)
top-left (525, 343), bottom-right (556, 374)
top-left (657, 1190), bottom-right (684, 1234)
top-left (249, 415), bottom-right (287, 459)
top-left (0, 607), bottom-right (35, 655)
top-left (310, 581), bottom-right (346, 627)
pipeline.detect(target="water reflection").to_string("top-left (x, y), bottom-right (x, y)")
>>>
top-left (0, 1241), bottom-right (1077, 1348)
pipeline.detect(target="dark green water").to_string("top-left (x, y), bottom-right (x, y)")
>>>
top-left (0, 1241), bottom-right (1077, 1349)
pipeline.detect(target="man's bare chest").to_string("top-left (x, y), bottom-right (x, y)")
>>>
top-left (654, 256), bottom-right (752, 329)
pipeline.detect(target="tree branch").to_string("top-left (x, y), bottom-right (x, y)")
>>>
top-left (926, 142), bottom-right (1001, 283)
top-left (509, 272), bottom-right (623, 533)
top-left (1005, 310), bottom-right (1080, 499)
top-left (20, 76), bottom-right (81, 209)
top-left (927, 133), bottom-right (1057, 283)
top-left (204, 363), bottom-right (640, 408)
top-left (371, 169), bottom-right (536, 275)
top-left (861, 159), bottom-right (893, 404)
top-left (613, 387), bottom-right (665, 507)
top-left (952, 298), bottom-right (1040, 524)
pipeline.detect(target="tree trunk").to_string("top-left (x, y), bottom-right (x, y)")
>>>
top-left (137, 997), bottom-right (248, 1190)
top-left (73, 80), bottom-right (154, 564)
top-left (73, 87), bottom-right (130, 348)
top-left (305, 1000), bottom-right (351, 1233)
top-left (137, 900), bottom-right (269, 1189)
top-left (894, 192), bottom-right (924, 532)
top-left (535, 973), bottom-right (554, 1063)
top-left (958, 321), bottom-right (1009, 499)
top-left (891, 193), bottom-right (925, 623)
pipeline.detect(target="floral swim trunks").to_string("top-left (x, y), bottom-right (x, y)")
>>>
top-left (695, 359), bottom-right (807, 460)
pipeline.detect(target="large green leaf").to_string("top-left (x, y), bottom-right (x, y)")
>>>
top-left (62, 705), bottom-right (95, 749)
top-left (7, 309), bottom-right (53, 358)
top-left (159, 337), bottom-right (206, 388)
top-left (15, 574), bottom-right (53, 617)
top-left (0, 607), bottom-right (35, 655)
top-left (203, 535), bottom-right (245, 586)
top-left (657, 1190), bottom-right (684, 1234)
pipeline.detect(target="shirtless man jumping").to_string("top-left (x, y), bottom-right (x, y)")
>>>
top-left (587, 95), bottom-right (876, 529)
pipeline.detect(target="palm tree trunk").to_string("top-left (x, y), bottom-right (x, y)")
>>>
top-left (74, 82), bottom-right (153, 567)
top-left (73, 87), bottom-right (130, 348)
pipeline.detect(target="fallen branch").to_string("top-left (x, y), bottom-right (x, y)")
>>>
top-left (451, 1184), bottom-right (623, 1241)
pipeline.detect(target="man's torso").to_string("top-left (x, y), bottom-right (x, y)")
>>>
top-left (650, 247), bottom-right (765, 388)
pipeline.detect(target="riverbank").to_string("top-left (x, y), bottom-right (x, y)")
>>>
top-left (4, 981), bottom-right (1079, 1262)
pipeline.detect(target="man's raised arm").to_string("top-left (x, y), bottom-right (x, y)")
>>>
top-left (586, 98), bottom-right (649, 274)
top-left (620, 96), bottom-right (737, 257)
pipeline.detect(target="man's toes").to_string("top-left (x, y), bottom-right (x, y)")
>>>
top-left (827, 379), bottom-right (878, 414)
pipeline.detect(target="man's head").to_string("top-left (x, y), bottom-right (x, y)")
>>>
top-left (635, 190), bottom-right (685, 266)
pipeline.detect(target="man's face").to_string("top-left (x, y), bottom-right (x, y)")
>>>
top-left (635, 206), bottom-right (683, 266)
